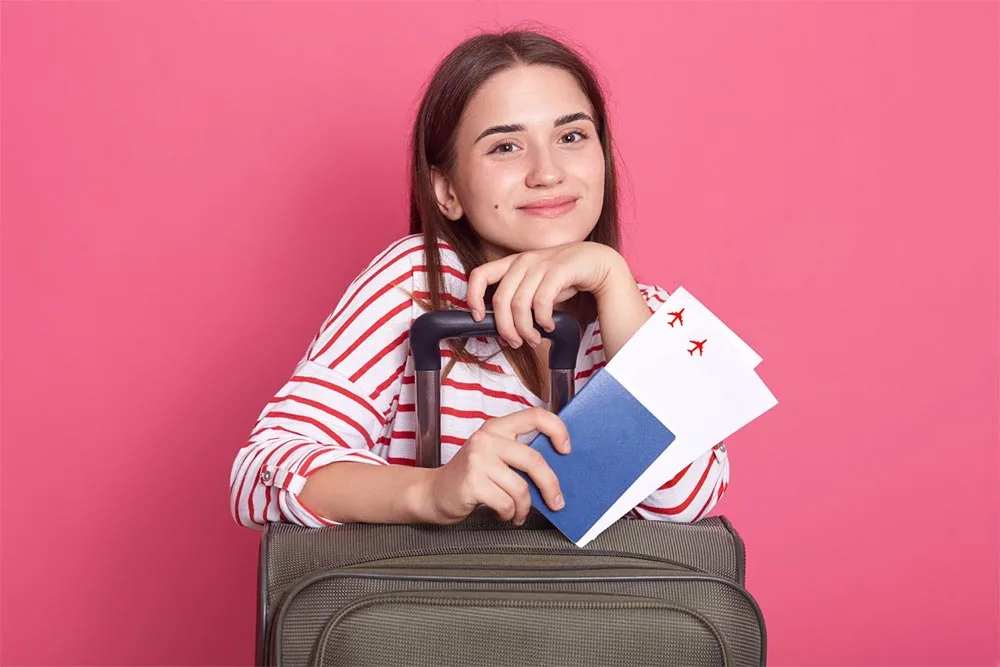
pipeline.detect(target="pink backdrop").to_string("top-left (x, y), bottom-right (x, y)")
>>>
top-left (2, 2), bottom-right (997, 665)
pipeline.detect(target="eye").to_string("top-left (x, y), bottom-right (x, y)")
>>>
top-left (559, 130), bottom-right (588, 144)
top-left (488, 141), bottom-right (520, 154)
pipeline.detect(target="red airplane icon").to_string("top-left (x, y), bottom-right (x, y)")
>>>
top-left (688, 339), bottom-right (706, 356)
top-left (667, 308), bottom-right (684, 327)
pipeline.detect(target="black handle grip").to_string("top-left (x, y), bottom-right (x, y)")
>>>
top-left (411, 311), bottom-right (581, 371)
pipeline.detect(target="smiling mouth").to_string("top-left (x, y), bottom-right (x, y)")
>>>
top-left (517, 196), bottom-right (579, 218)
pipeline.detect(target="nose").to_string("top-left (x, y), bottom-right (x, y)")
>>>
top-left (524, 145), bottom-right (564, 188)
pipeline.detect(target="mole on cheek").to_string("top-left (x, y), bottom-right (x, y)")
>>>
top-left (494, 204), bottom-right (499, 209)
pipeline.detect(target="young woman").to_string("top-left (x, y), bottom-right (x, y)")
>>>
top-left (230, 29), bottom-right (729, 531)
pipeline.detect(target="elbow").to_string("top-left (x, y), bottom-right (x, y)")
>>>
top-left (633, 446), bottom-right (730, 524)
top-left (229, 442), bottom-right (269, 531)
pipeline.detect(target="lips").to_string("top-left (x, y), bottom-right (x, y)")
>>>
top-left (517, 195), bottom-right (579, 218)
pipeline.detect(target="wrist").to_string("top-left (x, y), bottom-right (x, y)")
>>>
top-left (592, 246), bottom-right (635, 301)
top-left (398, 466), bottom-right (440, 524)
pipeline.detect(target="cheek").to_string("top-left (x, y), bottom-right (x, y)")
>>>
top-left (580, 146), bottom-right (606, 187)
top-left (466, 165), bottom-right (519, 211)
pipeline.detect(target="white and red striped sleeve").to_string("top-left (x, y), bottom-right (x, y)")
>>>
top-left (630, 283), bottom-right (730, 523)
top-left (230, 235), bottom-right (424, 530)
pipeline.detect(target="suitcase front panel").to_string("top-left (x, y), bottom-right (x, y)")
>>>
top-left (271, 572), bottom-right (763, 666)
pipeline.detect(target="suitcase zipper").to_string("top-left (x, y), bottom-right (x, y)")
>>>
top-left (310, 587), bottom-right (731, 666)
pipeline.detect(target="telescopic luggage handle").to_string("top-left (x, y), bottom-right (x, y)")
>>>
top-left (409, 309), bottom-right (581, 469)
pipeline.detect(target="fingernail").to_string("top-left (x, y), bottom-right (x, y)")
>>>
top-left (511, 339), bottom-right (522, 349)
top-left (553, 494), bottom-right (564, 510)
top-left (563, 438), bottom-right (571, 453)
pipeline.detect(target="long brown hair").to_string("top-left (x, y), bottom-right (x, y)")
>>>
top-left (408, 29), bottom-right (622, 398)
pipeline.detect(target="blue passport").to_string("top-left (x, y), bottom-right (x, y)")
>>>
top-left (519, 368), bottom-right (676, 545)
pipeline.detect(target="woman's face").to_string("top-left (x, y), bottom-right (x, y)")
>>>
top-left (433, 64), bottom-right (606, 260)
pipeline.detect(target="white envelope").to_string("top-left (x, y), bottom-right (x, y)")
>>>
top-left (575, 295), bottom-right (778, 547)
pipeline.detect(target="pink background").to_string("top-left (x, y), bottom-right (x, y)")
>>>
top-left (2, 2), bottom-right (997, 665)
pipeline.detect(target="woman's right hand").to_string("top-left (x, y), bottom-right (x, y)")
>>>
top-left (421, 407), bottom-right (571, 526)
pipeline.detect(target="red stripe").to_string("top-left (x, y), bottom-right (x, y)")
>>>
top-left (369, 235), bottom-right (420, 270)
top-left (343, 451), bottom-right (389, 467)
top-left (658, 462), bottom-right (693, 490)
top-left (411, 290), bottom-right (468, 309)
top-left (260, 442), bottom-right (312, 525)
top-left (235, 438), bottom-right (312, 527)
top-left (396, 404), bottom-right (497, 422)
top-left (639, 455), bottom-right (717, 516)
top-left (298, 446), bottom-right (343, 477)
top-left (584, 343), bottom-right (603, 356)
top-left (401, 376), bottom-right (531, 406)
top-left (264, 411), bottom-right (352, 449)
top-left (390, 430), bottom-right (465, 446)
top-left (297, 448), bottom-right (386, 477)
top-left (413, 264), bottom-right (468, 282)
top-left (441, 348), bottom-right (504, 373)
top-left (370, 361), bottom-right (407, 402)
top-left (327, 300), bottom-right (410, 370)
top-left (295, 497), bottom-right (337, 526)
top-left (691, 485), bottom-right (717, 522)
top-left (317, 239), bottom-right (451, 338)
top-left (271, 395), bottom-right (375, 449)
top-left (576, 361), bottom-right (606, 380)
top-left (249, 424), bottom-right (310, 441)
top-left (233, 446), bottom-right (269, 527)
top-left (312, 269), bottom-right (415, 360)
top-left (288, 375), bottom-right (385, 425)
top-left (388, 455), bottom-right (416, 466)
top-left (316, 240), bottom-right (418, 337)
top-left (350, 329), bottom-right (409, 383)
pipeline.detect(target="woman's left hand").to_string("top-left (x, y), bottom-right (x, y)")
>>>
top-left (465, 241), bottom-right (630, 349)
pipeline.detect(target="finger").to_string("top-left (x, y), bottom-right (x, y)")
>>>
top-left (466, 256), bottom-right (515, 321)
top-left (487, 463), bottom-right (533, 525)
top-left (475, 476), bottom-right (518, 522)
top-left (531, 270), bottom-right (565, 334)
top-left (491, 261), bottom-right (530, 348)
top-left (497, 443), bottom-right (565, 512)
top-left (511, 266), bottom-right (546, 347)
top-left (484, 407), bottom-right (571, 454)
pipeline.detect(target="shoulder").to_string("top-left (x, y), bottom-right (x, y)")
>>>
top-left (353, 234), bottom-right (466, 283)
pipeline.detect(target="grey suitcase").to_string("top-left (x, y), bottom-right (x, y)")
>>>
top-left (256, 310), bottom-right (767, 666)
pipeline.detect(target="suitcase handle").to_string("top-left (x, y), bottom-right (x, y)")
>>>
top-left (409, 309), bottom-right (581, 468)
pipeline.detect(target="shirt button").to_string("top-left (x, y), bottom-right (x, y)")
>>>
top-left (261, 470), bottom-right (272, 483)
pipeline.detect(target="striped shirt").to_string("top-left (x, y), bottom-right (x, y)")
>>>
top-left (230, 234), bottom-right (730, 530)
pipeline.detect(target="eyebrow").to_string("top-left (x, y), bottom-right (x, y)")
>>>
top-left (474, 112), bottom-right (596, 143)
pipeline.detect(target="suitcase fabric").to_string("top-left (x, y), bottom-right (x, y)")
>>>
top-left (256, 310), bottom-right (767, 666)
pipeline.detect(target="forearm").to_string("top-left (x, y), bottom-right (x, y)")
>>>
top-left (593, 251), bottom-right (652, 360)
top-left (298, 461), bottom-right (438, 525)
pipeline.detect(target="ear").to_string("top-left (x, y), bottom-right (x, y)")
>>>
top-left (430, 166), bottom-right (464, 221)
